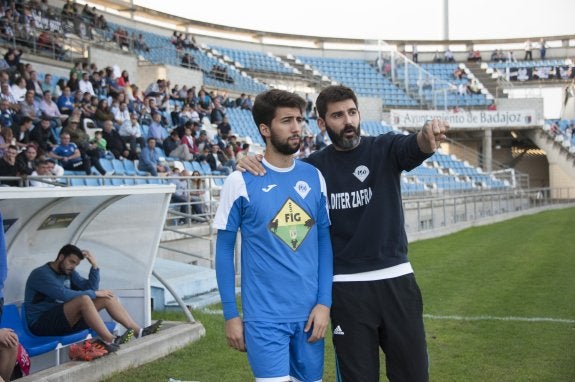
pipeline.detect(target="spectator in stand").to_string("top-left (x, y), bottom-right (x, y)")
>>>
top-left (134, 33), bottom-right (150, 53)
top-left (181, 53), bottom-right (199, 70)
top-left (0, 127), bottom-right (14, 158)
top-left (113, 101), bottom-right (130, 131)
top-left (80, 94), bottom-right (97, 120)
top-left (81, 4), bottom-right (97, 25)
top-left (0, 145), bottom-right (20, 186)
top-left (216, 115), bottom-right (232, 145)
top-left (116, 70), bottom-right (130, 90)
top-left (57, 87), bottom-right (75, 116)
top-left (53, 78), bottom-right (66, 99)
top-left (48, 132), bottom-right (91, 174)
top-left (0, 82), bottom-right (20, 113)
top-left (90, 71), bottom-right (105, 99)
top-left (147, 111), bottom-right (166, 144)
top-left (180, 125), bottom-right (199, 159)
top-left (40, 90), bottom-right (67, 127)
top-left (241, 95), bottom-right (253, 111)
top-left (62, 119), bottom-right (107, 174)
top-left (164, 129), bottom-right (192, 161)
top-left (524, 39), bottom-right (533, 61)
top-left (539, 39), bottom-right (547, 60)
top-left (30, 116), bottom-right (58, 155)
top-left (12, 116), bottom-right (33, 151)
top-left (167, 161), bottom-right (190, 224)
top-left (210, 98), bottom-right (226, 125)
top-left (29, 159), bottom-right (58, 187)
top-left (206, 143), bottom-right (234, 175)
top-left (19, 90), bottom-right (41, 124)
top-left (412, 44), bottom-right (418, 63)
top-left (41, 73), bottom-right (54, 94)
top-left (467, 49), bottom-right (482, 62)
top-left (78, 72), bottom-right (95, 96)
top-left (10, 77), bottom-right (27, 103)
top-left (444, 48), bottom-right (454, 62)
top-left (26, 71), bottom-right (43, 99)
top-left (102, 119), bottom-right (130, 159)
top-left (95, 15), bottom-right (108, 31)
top-left (91, 129), bottom-right (107, 154)
top-left (119, 113), bottom-right (144, 157)
top-left (69, 62), bottom-right (82, 80)
top-left (138, 137), bottom-right (168, 176)
top-left (93, 99), bottom-right (114, 128)
top-left (235, 142), bottom-right (250, 162)
top-left (467, 79), bottom-right (481, 94)
top-left (3, 48), bottom-right (22, 71)
top-left (67, 71), bottom-right (80, 93)
top-left (0, 99), bottom-right (15, 129)
top-left (15, 143), bottom-right (37, 175)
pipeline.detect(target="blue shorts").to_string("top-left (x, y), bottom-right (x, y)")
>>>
top-left (244, 321), bottom-right (324, 382)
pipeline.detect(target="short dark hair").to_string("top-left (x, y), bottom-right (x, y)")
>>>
top-left (252, 89), bottom-right (306, 143)
top-left (57, 244), bottom-right (84, 260)
top-left (315, 85), bottom-right (358, 120)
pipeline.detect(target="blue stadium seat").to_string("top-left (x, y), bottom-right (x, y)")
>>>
top-left (0, 304), bottom-right (60, 357)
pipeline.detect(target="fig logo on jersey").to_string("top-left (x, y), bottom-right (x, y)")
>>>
top-left (294, 181), bottom-right (311, 199)
top-left (353, 165), bottom-right (369, 182)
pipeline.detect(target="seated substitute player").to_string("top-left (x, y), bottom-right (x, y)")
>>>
top-left (23, 244), bottom-right (162, 352)
top-left (214, 89), bottom-right (333, 382)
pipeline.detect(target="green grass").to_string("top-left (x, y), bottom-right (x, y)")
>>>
top-left (106, 207), bottom-right (575, 382)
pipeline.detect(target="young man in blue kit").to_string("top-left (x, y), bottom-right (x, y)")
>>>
top-left (238, 85), bottom-right (450, 382)
top-left (214, 89), bottom-right (333, 382)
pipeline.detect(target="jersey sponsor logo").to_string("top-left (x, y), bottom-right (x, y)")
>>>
top-left (268, 197), bottom-right (315, 251)
top-left (353, 165), bottom-right (369, 182)
top-left (262, 184), bottom-right (277, 192)
top-left (329, 187), bottom-right (373, 210)
top-left (294, 180), bottom-right (311, 199)
top-left (333, 325), bottom-right (345, 335)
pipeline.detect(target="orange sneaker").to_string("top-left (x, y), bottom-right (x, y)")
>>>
top-left (69, 340), bottom-right (108, 361)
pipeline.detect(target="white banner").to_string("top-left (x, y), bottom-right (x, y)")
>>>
top-left (389, 109), bottom-right (540, 129)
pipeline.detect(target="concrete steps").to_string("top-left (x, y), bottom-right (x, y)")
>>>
top-left (151, 258), bottom-right (218, 310)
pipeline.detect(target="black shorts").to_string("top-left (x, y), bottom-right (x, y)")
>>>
top-left (331, 273), bottom-right (428, 382)
top-left (29, 305), bottom-right (89, 336)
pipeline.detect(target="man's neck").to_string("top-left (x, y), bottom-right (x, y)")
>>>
top-left (264, 150), bottom-right (294, 168)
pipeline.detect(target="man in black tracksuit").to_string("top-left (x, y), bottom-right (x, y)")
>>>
top-left (239, 85), bottom-right (449, 382)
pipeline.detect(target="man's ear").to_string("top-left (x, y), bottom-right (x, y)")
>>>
top-left (259, 123), bottom-right (270, 138)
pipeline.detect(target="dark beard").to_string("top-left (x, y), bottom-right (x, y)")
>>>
top-left (326, 122), bottom-right (361, 150)
top-left (270, 131), bottom-right (301, 155)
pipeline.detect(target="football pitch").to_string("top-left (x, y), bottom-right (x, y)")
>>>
top-left (107, 207), bottom-right (575, 382)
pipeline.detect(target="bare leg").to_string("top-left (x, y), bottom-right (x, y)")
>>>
top-left (0, 329), bottom-right (18, 381)
top-left (93, 296), bottom-right (142, 336)
top-left (63, 295), bottom-right (115, 343)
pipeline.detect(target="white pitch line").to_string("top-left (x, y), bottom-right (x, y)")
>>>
top-left (200, 310), bottom-right (575, 324)
top-left (424, 314), bottom-right (575, 324)
top-left (200, 308), bottom-right (223, 315)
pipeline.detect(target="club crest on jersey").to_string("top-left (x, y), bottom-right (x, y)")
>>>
top-left (268, 197), bottom-right (315, 251)
top-left (353, 165), bottom-right (369, 182)
top-left (294, 181), bottom-right (311, 199)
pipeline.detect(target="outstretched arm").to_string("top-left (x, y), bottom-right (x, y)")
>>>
top-left (417, 118), bottom-right (449, 154)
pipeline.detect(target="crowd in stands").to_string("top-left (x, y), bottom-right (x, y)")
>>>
top-left (0, 40), bottom-right (266, 188)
